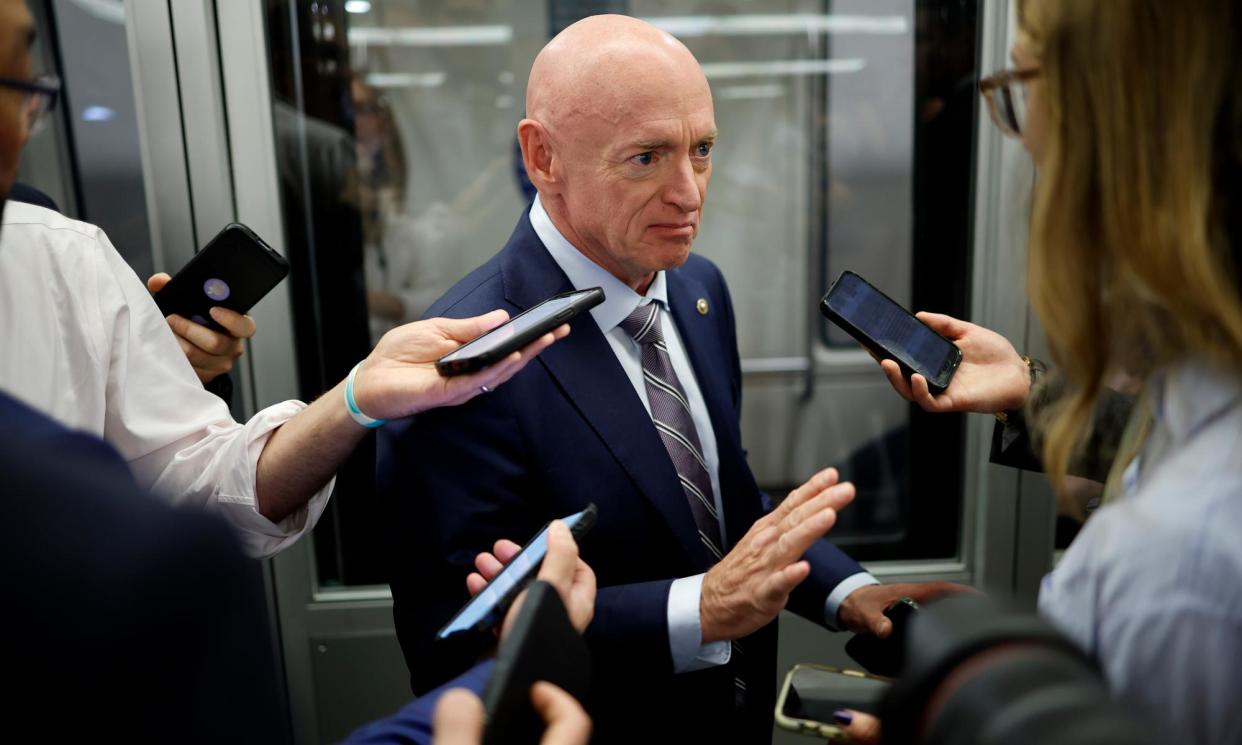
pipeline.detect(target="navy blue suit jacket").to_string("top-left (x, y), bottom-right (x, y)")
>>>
top-left (380, 213), bottom-right (864, 743)
top-left (0, 391), bottom-right (282, 743)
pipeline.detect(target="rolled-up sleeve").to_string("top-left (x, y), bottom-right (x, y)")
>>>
top-left (94, 231), bottom-right (332, 558)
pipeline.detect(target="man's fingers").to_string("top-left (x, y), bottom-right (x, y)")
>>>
top-left (537, 521), bottom-right (578, 595)
top-left (432, 688), bottom-right (486, 745)
top-left (783, 481), bottom-right (853, 532)
top-left (531, 682), bottom-right (592, 745)
top-left (775, 467), bottom-right (839, 520)
top-left (492, 539), bottom-right (522, 564)
top-left (445, 326), bottom-right (568, 401)
top-left (166, 314), bottom-right (235, 355)
top-left (909, 374), bottom-right (944, 411)
top-left (209, 306), bottom-right (257, 340)
top-left (914, 311), bottom-right (970, 339)
top-left (147, 272), bottom-right (172, 293)
top-left (437, 310), bottom-right (512, 344)
top-left (466, 572), bottom-right (487, 596)
top-left (474, 551), bottom-right (506, 581)
top-left (775, 502), bottom-right (838, 562)
top-left (758, 560), bottom-right (810, 604)
top-left (879, 359), bottom-right (915, 401)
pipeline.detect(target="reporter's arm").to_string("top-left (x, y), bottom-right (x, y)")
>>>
top-left (256, 312), bottom-right (565, 524)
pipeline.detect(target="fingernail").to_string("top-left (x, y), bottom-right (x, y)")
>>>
top-left (834, 710), bottom-right (853, 726)
top-left (209, 306), bottom-right (223, 319)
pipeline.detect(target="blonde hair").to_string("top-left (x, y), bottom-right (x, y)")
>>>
top-left (1021, 0), bottom-right (1242, 488)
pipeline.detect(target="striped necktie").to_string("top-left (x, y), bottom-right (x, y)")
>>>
top-left (620, 302), bottom-right (749, 707)
top-left (620, 302), bottom-right (724, 563)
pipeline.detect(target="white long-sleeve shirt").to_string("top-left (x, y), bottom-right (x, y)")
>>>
top-left (0, 201), bottom-right (332, 558)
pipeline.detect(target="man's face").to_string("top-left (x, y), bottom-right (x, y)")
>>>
top-left (0, 0), bottom-right (34, 205)
top-left (555, 78), bottom-right (717, 287)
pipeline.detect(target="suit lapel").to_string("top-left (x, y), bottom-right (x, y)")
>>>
top-left (500, 218), bottom-right (713, 570)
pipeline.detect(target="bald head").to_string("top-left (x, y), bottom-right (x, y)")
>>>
top-left (517, 14), bottom-right (717, 292)
top-left (526, 15), bottom-right (710, 136)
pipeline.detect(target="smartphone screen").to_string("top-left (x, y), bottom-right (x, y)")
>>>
top-left (781, 665), bottom-right (890, 723)
top-left (436, 506), bottom-right (596, 640)
top-left (436, 288), bottom-right (603, 375)
top-left (822, 271), bottom-right (960, 387)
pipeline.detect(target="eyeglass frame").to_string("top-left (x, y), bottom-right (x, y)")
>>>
top-left (978, 67), bottom-right (1039, 138)
top-left (0, 74), bottom-right (61, 135)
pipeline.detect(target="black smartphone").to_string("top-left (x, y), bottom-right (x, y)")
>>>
top-left (820, 271), bottom-right (962, 394)
top-left (481, 580), bottom-right (591, 745)
top-left (844, 597), bottom-right (920, 677)
top-left (435, 288), bottom-right (604, 376)
top-left (436, 504), bottom-right (598, 641)
top-left (775, 663), bottom-right (892, 740)
top-left (153, 223), bottom-right (290, 333)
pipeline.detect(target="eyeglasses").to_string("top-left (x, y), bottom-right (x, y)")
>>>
top-left (979, 68), bottom-right (1039, 138)
top-left (0, 75), bottom-right (61, 136)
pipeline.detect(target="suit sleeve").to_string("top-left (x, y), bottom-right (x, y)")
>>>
top-left (990, 371), bottom-right (1136, 482)
top-left (343, 661), bottom-right (496, 745)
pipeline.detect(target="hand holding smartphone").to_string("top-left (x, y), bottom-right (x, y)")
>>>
top-left (775, 663), bottom-right (891, 741)
top-left (820, 271), bottom-right (962, 394)
top-left (153, 223), bottom-right (289, 333)
top-left (435, 288), bottom-right (604, 376)
top-left (844, 597), bottom-right (920, 677)
top-left (437, 505), bottom-right (599, 641)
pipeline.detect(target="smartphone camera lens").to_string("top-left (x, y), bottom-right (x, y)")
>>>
top-left (203, 278), bottom-right (231, 302)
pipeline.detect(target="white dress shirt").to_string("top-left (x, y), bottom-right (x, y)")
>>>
top-left (0, 202), bottom-right (331, 558)
top-left (530, 196), bottom-right (876, 672)
top-left (1039, 358), bottom-right (1242, 744)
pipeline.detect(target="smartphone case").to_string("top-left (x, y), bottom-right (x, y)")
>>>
top-left (153, 223), bottom-right (289, 333)
top-left (435, 287), bottom-right (605, 376)
top-left (819, 271), bottom-right (961, 394)
top-left (482, 581), bottom-right (591, 745)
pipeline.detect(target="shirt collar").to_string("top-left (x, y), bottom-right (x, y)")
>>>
top-left (529, 193), bottom-right (668, 334)
top-left (1150, 357), bottom-right (1242, 443)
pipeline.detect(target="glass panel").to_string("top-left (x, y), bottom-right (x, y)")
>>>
top-left (263, 0), bottom-right (978, 586)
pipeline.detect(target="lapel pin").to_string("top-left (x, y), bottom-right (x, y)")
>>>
top-left (696, 298), bottom-right (709, 316)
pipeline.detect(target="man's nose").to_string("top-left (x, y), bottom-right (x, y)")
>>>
top-left (662, 155), bottom-right (703, 212)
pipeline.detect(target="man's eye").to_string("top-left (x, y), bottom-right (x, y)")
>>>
top-left (630, 152), bottom-right (655, 166)
top-left (695, 143), bottom-right (713, 157)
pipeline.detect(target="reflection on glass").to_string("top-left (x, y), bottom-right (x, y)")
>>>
top-left (264, 0), bottom-right (978, 585)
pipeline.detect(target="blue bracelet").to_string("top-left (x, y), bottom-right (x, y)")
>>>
top-left (345, 361), bottom-right (386, 428)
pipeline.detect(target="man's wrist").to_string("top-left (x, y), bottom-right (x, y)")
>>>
top-left (344, 361), bottom-right (387, 428)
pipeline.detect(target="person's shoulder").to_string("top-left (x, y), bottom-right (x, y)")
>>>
top-left (2, 201), bottom-right (103, 239)
top-left (1, 202), bottom-right (109, 262)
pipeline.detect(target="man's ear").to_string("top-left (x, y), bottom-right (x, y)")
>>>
top-left (517, 119), bottom-right (559, 194)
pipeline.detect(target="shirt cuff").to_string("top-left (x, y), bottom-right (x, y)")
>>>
top-left (823, 572), bottom-right (881, 630)
top-left (197, 400), bottom-right (333, 559)
top-left (668, 574), bottom-right (732, 673)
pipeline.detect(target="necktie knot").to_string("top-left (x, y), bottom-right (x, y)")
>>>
top-left (620, 302), bottom-right (665, 346)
